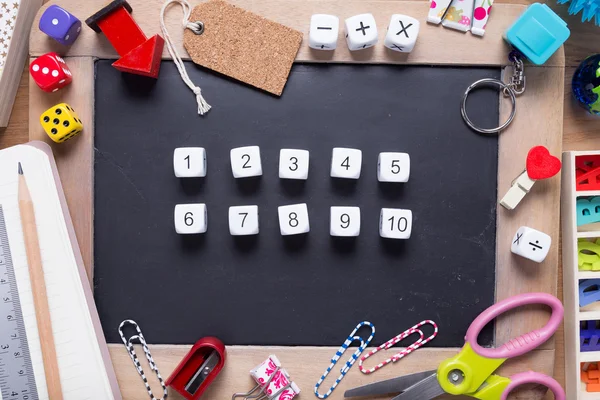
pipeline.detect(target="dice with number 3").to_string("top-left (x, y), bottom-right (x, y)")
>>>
top-left (279, 149), bottom-right (309, 180)
top-left (378, 152), bottom-right (410, 182)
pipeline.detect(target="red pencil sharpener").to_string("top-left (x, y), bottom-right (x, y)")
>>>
top-left (166, 337), bottom-right (226, 399)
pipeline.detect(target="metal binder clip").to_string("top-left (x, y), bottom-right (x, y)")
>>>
top-left (314, 321), bottom-right (376, 399)
top-left (232, 355), bottom-right (301, 400)
top-left (359, 320), bottom-right (438, 375)
top-left (119, 320), bottom-right (168, 400)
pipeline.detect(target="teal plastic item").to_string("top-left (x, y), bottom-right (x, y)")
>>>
top-left (577, 197), bottom-right (600, 226)
top-left (505, 3), bottom-right (570, 65)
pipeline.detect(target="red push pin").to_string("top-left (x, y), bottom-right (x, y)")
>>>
top-left (86, 0), bottom-right (165, 78)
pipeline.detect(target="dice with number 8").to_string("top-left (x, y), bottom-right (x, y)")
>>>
top-left (174, 204), bottom-right (207, 234)
top-left (279, 149), bottom-right (309, 180)
top-left (229, 205), bottom-right (259, 236)
top-left (278, 204), bottom-right (310, 236)
top-left (378, 152), bottom-right (410, 182)
top-left (379, 208), bottom-right (412, 239)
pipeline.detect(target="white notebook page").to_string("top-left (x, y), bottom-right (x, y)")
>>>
top-left (0, 145), bottom-right (114, 400)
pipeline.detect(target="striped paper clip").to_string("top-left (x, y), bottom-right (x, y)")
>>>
top-left (314, 321), bottom-right (376, 399)
top-left (359, 320), bottom-right (438, 375)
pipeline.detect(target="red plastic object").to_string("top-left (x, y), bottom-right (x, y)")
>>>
top-left (526, 145), bottom-right (562, 180)
top-left (113, 35), bottom-right (165, 79)
top-left (576, 155), bottom-right (600, 191)
top-left (166, 337), bottom-right (226, 399)
top-left (30, 52), bottom-right (73, 92)
top-left (96, 4), bottom-right (146, 56)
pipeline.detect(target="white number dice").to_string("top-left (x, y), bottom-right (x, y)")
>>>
top-left (384, 14), bottom-right (420, 53)
top-left (378, 152), bottom-right (410, 182)
top-left (230, 146), bottom-right (262, 178)
top-left (331, 148), bottom-right (362, 179)
top-left (309, 14), bottom-right (339, 50)
top-left (379, 208), bottom-right (412, 239)
top-left (330, 206), bottom-right (361, 237)
top-left (174, 204), bottom-right (207, 234)
top-left (279, 149), bottom-right (310, 180)
top-left (229, 205), bottom-right (259, 236)
top-left (511, 226), bottom-right (551, 263)
top-left (345, 14), bottom-right (378, 51)
top-left (278, 204), bottom-right (310, 236)
top-left (174, 147), bottom-right (206, 178)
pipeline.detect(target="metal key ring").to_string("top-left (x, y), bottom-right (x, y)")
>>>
top-left (461, 78), bottom-right (517, 135)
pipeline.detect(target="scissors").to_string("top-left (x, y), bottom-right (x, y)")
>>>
top-left (344, 293), bottom-right (565, 400)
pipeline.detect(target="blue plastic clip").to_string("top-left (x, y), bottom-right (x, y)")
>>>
top-left (577, 197), bottom-right (600, 226)
top-left (581, 320), bottom-right (600, 352)
top-left (314, 321), bottom-right (376, 399)
top-left (580, 279), bottom-right (600, 307)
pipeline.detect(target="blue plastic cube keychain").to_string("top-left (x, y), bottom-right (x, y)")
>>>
top-left (461, 3), bottom-right (570, 135)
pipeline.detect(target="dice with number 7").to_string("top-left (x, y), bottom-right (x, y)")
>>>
top-left (378, 152), bottom-right (410, 182)
top-left (229, 205), bottom-right (259, 236)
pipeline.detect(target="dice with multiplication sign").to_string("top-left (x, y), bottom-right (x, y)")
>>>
top-left (30, 53), bottom-right (73, 93)
top-left (379, 208), bottom-right (412, 239)
top-left (330, 206), bottom-right (361, 237)
top-left (173, 147), bottom-right (207, 178)
top-left (39, 5), bottom-right (82, 46)
top-left (279, 149), bottom-right (309, 180)
top-left (278, 204), bottom-right (310, 236)
top-left (510, 226), bottom-right (551, 263)
top-left (40, 103), bottom-right (83, 143)
top-left (384, 14), bottom-right (420, 53)
top-left (378, 152), bottom-right (410, 182)
top-left (229, 205), bottom-right (259, 236)
top-left (331, 148), bottom-right (362, 179)
top-left (231, 146), bottom-right (262, 178)
top-left (345, 14), bottom-right (378, 51)
top-left (174, 204), bottom-right (207, 234)
top-left (309, 14), bottom-right (340, 50)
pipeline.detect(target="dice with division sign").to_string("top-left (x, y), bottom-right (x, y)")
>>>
top-left (345, 13), bottom-right (378, 51)
top-left (279, 149), bottom-right (309, 180)
top-left (174, 147), bottom-right (207, 178)
top-left (330, 206), bottom-right (361, 237)
top-left (379, 208), bottom-right (412, 239)
top-left (39, 4), bottom-right (82, 45)
top-left (331, 148), bottom-right (362, 179)
top-left (40, 103), bottom-right (83, 143)
top-left (309, 14), bottom-right (339, 50)
top-left (378, 152), bottom-right (410, 182)
top-left (278, 204), bottom-right (310, 236)
top-left (231, 146), bottom-right (262, 178)
top-left (229, 205), bottom-right (259, 236)
top-left (384, 14), bottom-right (420, 53)
top-left (30, 53), bottom-right (73, 93)
top-left (174, 204), bottom-right (207, 234)
top-left (510, 226), bottom-right (551, 263)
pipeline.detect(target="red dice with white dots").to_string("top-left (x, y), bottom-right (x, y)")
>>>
top-left (30, 52), bottom-right (73, 93)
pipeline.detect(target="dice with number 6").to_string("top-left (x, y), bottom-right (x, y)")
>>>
top-left (379, 208), bottom-right (412, 239)
top-left (174, 204), bottom-right (207, 234)
top-left (378, 152), bottom-right (410, 182)
top-left (229, 205), bottom-right (259, 236)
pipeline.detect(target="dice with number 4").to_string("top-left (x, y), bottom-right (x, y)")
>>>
top-left (279, 149), bottom-right (309, 180)
top-left (379, 208), bottom-right (412, 239)
top-left (229, 205), bottom-right (259, 236)
top-left (231, 146), bottom-right (262, 178)
top-left (278, 204), bottom-right (310, 236)
top-left (378, 152), bottom-right (410, 182)
top-left (174, 147), bottom-right (206, 178)
top-left (174, 204), bottom-right (207, 234)
top-left (30, 53), bottom-right (73, 93)
top-left (330, 206), bottom-right (361, 237)
top-left (331, 148), bottom-right (362, 179)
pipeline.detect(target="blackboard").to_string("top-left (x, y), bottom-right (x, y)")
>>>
top-left (93, 61), bottom-right (499, 347)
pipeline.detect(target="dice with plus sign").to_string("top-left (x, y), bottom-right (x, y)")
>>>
top-left (30, 53), bottom-right (73, 93)
top-left (309, 14), bottom-right (339, 50)
top-left (39, 5), bottom-right (82, 46)
top-left (384, 14), bottom-right (420, 53)
top-left (511, 226), bottom-right (551, 263)
top-left (345, 14), bottom-right (378, 51)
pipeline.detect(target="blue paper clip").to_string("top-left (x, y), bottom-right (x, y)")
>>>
top-left (314, 321), bottom-right (376, 399)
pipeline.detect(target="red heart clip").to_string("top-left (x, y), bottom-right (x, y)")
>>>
top-left (526, 146), bottom-right (562, 180)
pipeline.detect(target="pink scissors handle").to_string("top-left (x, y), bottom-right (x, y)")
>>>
top-left (501, 371), bottom-right (565, 400)
top-left (465, 293), bottom-right (563, 359)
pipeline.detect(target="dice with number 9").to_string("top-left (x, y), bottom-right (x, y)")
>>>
top-left (330, 206), bottom-right (361, 237)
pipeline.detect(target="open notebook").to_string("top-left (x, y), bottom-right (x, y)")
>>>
top-left (0, 142), bottom-right (120, 399)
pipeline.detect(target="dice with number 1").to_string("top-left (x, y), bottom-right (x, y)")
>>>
top-left (174, 147), bottom-right (207, 178)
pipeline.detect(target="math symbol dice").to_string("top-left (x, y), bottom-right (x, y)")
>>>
top-left (379, 208), bottom-right (412, 239)
top-left (40, 103), bottom-right (83, 143)
top-left (309, 14), bottom-right (339, 50)
top-left (39, 5), bottom-right (82, 45)
top-left (345, 14), bottom-right (378, 51)
top-left (511, 226), bottom-right (551, 263)
top-left (30, 53), bottom-right (73, 93)
top-left (384, 14), bottom-right (420, 53)
top-left (278, 204), bottom-right (310, 236)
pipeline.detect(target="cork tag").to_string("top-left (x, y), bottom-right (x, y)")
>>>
top-left (183, 0), bottom-right (303, 96)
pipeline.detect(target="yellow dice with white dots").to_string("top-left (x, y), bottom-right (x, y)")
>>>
top-left (40, 103), bottom-right (83, 143)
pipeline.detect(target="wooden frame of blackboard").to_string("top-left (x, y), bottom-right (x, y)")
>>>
top-left (27, 1), bottom-right (564, 398)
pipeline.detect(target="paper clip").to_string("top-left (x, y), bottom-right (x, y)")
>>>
top-left (232, 355), bottom-right (300, 400)
top-left (118, 320), bottom-right (168, 400)
top-left (314, 321), bottom-right (376, 399)
top-left (359, 320), bottom-right (438, 375)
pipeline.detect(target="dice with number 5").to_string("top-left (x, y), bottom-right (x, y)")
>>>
top-left (229, 205), bottom-right (259, 236)
top-left (379, 208), bottom-right (412, 239)
top-left (378, 152), bottom-right (410, 182)
top-left (174, 204), bottom-right (207, 234)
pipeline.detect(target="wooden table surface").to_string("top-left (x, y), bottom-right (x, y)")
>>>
top-left (1, 0), bottom-right (600, 394)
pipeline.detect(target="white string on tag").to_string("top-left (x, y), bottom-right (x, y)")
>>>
top-left (160, 0), bottom-right (211, 115)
